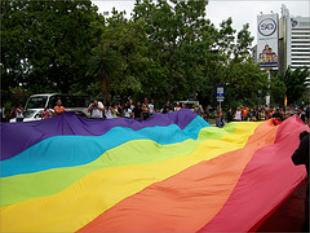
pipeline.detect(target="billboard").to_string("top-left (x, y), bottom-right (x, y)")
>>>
top-left (257, 14), bottom-right (279, 69)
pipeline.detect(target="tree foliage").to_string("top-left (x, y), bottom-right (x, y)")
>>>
top-left (271, 67), bottom-right (310, 105)
top-left (1, 0), bottom-right (101, 101)
top-left (270, 74), bottom-right (286, 106)
top-left (277, 67), bottom-right (309, 105)
top-left (2, 0), bottom-right (272, 109)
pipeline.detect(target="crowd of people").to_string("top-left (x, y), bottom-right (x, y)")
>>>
top-left (3, 97), bottom-right (310, 127)
top-left (86, 100), bottom-right (310, 128)
top-left (86, 98), bottom-right (155, 120)
top-left (216, 105), bottom-right (310, 127)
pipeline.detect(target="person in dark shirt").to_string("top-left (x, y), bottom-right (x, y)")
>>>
top-left (226, 108), bottom-right (233, 123)
top-left (141, 103), bottom-right (150, 120)
top-left (216, 110), bottom-right (225, 128)
top-left (162, 101), bottom-right (171, 114)
top-left (133, 101), bottom-right (142, 120)
top-left (272, 108), bottom-right (284, 121)
top-left (297, 107), bottom-right (307, 123)
top-left (272, 108), bottom-right (283, 125)
top-left (306, 106), bottom-right (310, 126)
top-left (292, 131), bottom-right (309, 232)
top-left (292, 131), bottom-right (309, 173)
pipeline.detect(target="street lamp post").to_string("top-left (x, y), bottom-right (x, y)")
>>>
top-left (266, 68), bottom-right (271, 106)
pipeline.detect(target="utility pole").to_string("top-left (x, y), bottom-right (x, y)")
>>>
top-left (266, 68), bottom-right (271, 107)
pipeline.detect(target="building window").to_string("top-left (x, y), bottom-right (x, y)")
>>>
top-left (292, 45), bottom-right (310, 48)
top-left (292, 53), bottom-right (310, 56)
top-left (292, 49), bottom-right (310, 53)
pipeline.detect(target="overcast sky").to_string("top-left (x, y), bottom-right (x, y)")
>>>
top-left (92, 0), bottom-right (310, 44)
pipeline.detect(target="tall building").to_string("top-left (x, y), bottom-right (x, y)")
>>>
top-left (279, 5), bottom-right (310, 71)
top-left (256, 5), bottom-right (310, 90)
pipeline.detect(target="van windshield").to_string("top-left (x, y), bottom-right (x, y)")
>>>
top-left (48, 95), bottom-right (89, 108)
top-left (23, 110), bottom-right (36, 118)
top-left (27, 96), bottom-right (48, 109)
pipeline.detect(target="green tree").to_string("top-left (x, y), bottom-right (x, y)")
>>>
top-left (270, 74), bottom-right (286, 106)
top-left (233, 23), bottom-right (253, 61)
top-left (133, 0), bottom-right (220, 102)
top-left (279, 67), bottom-right (309, 105)
top-left (87, 9), bottom-right (150, 103)
top-left (1, 0), bottom-right (101, 104)
top-left (1, 0), bottom-right (271, 110)
top-left (203, 21), bottom-right (261, 107)
top-left (223, 60), bottom-right (268, 108)
top-left (217, 17), bottom-right (236, 62)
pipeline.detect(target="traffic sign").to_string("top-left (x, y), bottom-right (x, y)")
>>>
top-left (216, 86), bottom-right (224, 97)
top-left (216, 96), bottom-right (224, 102)
top-left (216, 85), bottom-right (224, 102)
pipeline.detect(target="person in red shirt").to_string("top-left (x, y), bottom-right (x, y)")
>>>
top-left (54, 99), bottom-right (65, 115)
top-left (241, 106), bottom-right (249, 121)
top-left (41, 107), bottom-right (51, 119)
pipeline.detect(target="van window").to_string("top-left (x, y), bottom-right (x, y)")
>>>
top-left (48, 95), bottom-right (62, 109)
top-left (48, 95), bottom-right (89, 108)
top-left (27, 96), bottom-right (48, 109)
top-left (65, 96), bottom-right (89, 108)
top-left (23, 110), bottom-right (36, 118)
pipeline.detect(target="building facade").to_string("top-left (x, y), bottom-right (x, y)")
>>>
top-left (279, 5), bottom-right (310, 71)
top-left (256, 5), bottom-right (310, 89)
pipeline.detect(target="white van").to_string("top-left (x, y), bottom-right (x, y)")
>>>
top-left (25, 93), bottom-right (90, 116)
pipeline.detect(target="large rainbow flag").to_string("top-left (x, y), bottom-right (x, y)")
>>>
top-left (0, 109), bottom-right (307, 232)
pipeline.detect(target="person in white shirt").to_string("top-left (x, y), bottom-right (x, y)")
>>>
top-left (123, 103), bottom-right (133, 118)
top-left (234, 107), bottom-right (242, 121)
top-left (88, 100), bottom-right (104, 118)
top-left (174, 102), bottom-right (182, 111)
top-left (128, 98), bottom-right (135, 111)
top-left (105, 104), bottom-right (118, 119)
top-left (148, 99), bottom-right (155, 114)
top-left (105, 107), bottom-right (113, 119)
top-left (15, 104), bottom-right (24, 122)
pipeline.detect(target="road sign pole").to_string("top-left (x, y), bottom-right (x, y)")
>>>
top-left (216, 85), bottom-right (224, 112)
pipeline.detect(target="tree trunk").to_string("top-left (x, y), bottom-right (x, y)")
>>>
top-left (101, 73), bottom-right (110, 105)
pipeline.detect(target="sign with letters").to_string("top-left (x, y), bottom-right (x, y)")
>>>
top-left (257, 14), bottom-right (279, 69)
top-left (216, 85), bottom-right (224, 102)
